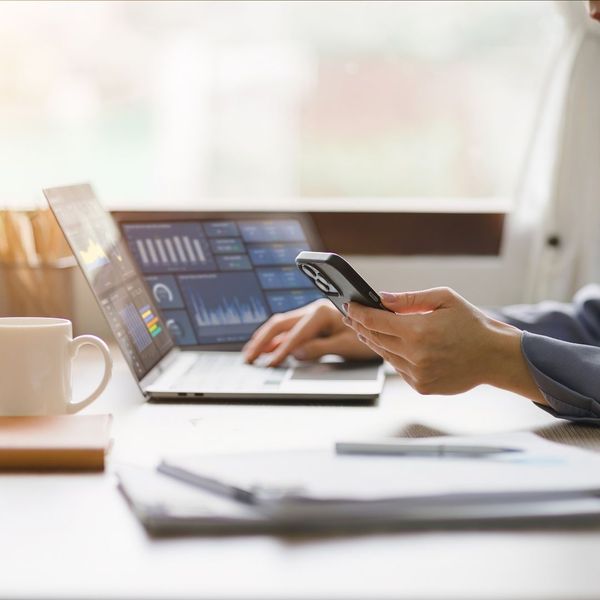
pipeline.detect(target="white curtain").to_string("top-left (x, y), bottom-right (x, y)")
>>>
top-left (506, 0), bottom-right (600, 302)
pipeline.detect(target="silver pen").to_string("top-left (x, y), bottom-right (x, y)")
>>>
top-left (335, 441), bottom-right (522, 457)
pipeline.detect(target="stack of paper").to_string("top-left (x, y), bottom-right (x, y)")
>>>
top-left (118, 432), bottom-right (600, 535)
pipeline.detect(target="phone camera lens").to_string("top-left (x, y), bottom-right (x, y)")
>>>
top-left (301, 264), bottom-right (318, 279)
top-left (315, 276), bottom-right (340, 296)
top-left (315, 278), bottom-right (329, 292)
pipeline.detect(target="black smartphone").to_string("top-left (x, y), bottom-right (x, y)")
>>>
top-left (295, 251), bottom-right (391, 316)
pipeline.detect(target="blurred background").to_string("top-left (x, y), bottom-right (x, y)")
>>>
top-left (7, 0), bottom-right (599, 335)
top-left (0, 0), bottom-right (563, 209)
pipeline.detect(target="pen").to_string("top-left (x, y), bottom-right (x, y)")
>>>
top-left (335, 442), bottom-right (523, 457)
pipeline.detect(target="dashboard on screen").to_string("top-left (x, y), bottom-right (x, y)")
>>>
top-left (119, 216), bottom-right (323, 347)
top-left (46, 185), bottom-right (175, 381)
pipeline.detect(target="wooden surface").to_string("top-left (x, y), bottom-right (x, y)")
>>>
top-left (2, 345), bottom-right (600, 600)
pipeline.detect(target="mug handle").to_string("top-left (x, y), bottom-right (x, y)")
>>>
top-left (67, 335), bottom-right (113, 414)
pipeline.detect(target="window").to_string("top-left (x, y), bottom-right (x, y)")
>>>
top-left (0, 1), bottom-right (564, 208)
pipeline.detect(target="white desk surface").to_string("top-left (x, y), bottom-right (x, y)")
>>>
top-left (2, 345), bottom-right (600, 600)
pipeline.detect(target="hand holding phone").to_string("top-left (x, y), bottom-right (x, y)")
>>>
top-left (295, 251), bottom-right (391, 316)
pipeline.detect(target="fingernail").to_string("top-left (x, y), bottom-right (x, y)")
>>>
top-left (294, 348), bottom-right (306, 359)
top-left (342, 303), bottom-right (348, 312)
top-left (379, 292), bottom-right (394, 300)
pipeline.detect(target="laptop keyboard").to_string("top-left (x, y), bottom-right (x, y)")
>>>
top-left (172, 352), bottom-right (286, 392)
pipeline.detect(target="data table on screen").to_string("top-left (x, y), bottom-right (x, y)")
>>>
top-left (204, 221), bottom-right (240, 238)
top-left (216, 254), bottom-right (252, 271)
top-left (257, 267), bottom-right (314, 290)
top-left (248, 244), bottom-right (308, 266)
top-left (210, 238), bottom-right (246, 254)
top-left (239, 220), bottom-right (306, 243)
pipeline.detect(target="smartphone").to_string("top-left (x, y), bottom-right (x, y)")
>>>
top-left (295, 251), bottom-right (391, 316)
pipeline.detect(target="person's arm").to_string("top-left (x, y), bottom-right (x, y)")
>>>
top-left (520, 332), bottom-right (600, 422)
top-left (489, 284), bottom-right (600, 421)
top-left (489, 284), bottom-right (600, 345)
top-left (345, 288), bottom-right (600, 423)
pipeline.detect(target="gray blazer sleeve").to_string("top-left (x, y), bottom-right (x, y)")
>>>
top-left (491, 284), bottom-right (600, 345)
top-left (491, 284), bottom-right (600, 423)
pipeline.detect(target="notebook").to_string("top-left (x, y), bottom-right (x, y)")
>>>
top-left (0, 414), bottom-right (112, 471)
top-left (117, 464), bottom-right (600, 535)
top-left (158, 432), bottom-right (600, 519)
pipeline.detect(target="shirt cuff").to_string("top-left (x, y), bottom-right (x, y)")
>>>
top-left (521, 331), bottom-right (600, 424)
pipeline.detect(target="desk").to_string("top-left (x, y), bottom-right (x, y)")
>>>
top-left (2, 345), bottom-right (600, 600)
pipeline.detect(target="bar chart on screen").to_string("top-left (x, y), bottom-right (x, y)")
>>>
top-left (140, 305), bottom-right (162, 338)
top-left (118, 303), bottom-right (152, 352)
top-left (123, 223), bottom-right (216, 273)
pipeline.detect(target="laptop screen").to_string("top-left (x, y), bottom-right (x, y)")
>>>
top-left (118, 217), bottom-right (321, 346)
top-left (45, 185), bottom-right (175, 381)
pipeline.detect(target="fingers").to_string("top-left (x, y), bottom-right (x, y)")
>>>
top-left (346, 288), bottom-right (454, 340)
top-left (243, 312), bottom-right (301, 363)
top-left (378, 287), bottom-right (453, 314)
top-left (356, 332), bottom-right (413, 375)
top-left (346, 303), bottom-right (404, 335)
top-left (267, 306), bottom-right (337, 366)
top-left (346, 312), bottom-right (442, 392)
top-left (344, 316), bottom-right (405, 355)
top-left (356, 332), bottom-right (434, 393)
top-left (257, 335), bottom-right (284, 355)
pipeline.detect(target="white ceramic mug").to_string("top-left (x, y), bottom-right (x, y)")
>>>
top-left (0, 317), bottom-right (112, 416)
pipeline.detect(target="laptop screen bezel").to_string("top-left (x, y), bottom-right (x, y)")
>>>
top-left (112, 209), bottom-right (324, 351)
top-left (44, 184), bottom-right (181, 389)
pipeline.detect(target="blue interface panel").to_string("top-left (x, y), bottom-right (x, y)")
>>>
top-left (122, 219), bottom-right (322, 346)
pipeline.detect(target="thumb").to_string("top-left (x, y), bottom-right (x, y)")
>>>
top-left (379, 287), bottom-right (454, 314)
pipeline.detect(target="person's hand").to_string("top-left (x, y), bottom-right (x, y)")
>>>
top-left (344, 287), bottom-right (545, 402)
top-left (243, 299), bottom-right (377, 367)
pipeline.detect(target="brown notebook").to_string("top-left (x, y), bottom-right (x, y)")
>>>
top-left (0, 414), bottom-right (112, 471)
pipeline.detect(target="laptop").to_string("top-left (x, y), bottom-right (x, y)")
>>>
top-left (45, 184), bottom-right (384, 402)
